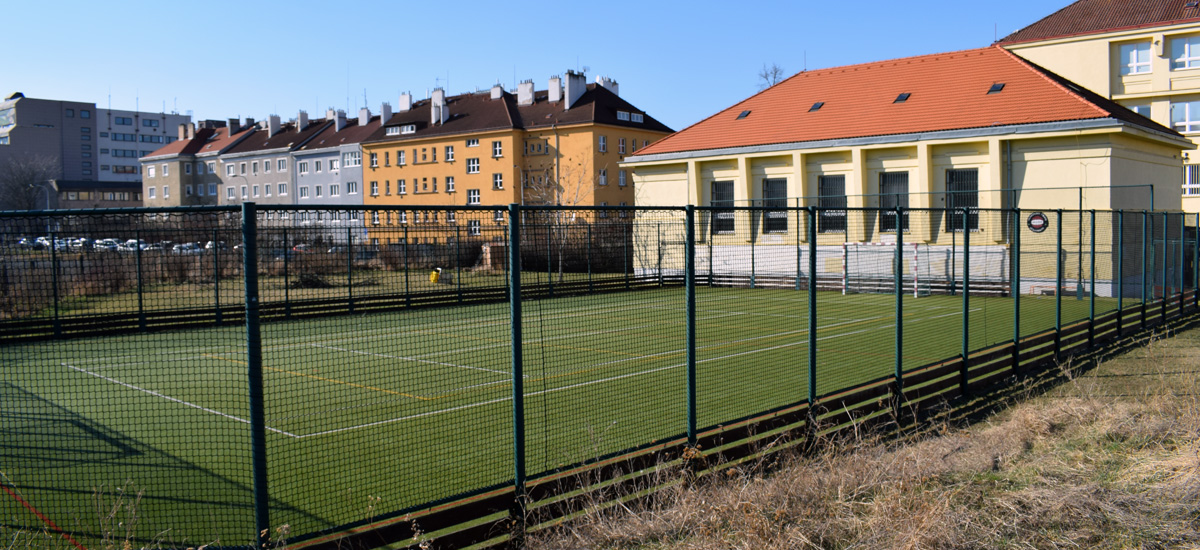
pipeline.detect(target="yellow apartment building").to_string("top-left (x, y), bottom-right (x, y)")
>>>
top-left (359, 72), bottom-right (671, 242)
top-left (999, 0), bottom-right (1200, 212)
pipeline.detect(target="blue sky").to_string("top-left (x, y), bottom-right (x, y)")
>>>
top-left (6, 0), bottom-right (1066, 131)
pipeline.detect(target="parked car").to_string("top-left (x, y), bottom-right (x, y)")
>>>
top-left (171, 242), bottom-right (203, 255)
top-left (205, 241), bottom-right (229, 251)
top-left (68, 238), bottom-right (92, 251)
top-left (18, 237), bottom-right (42, 249)
top-left (118, 239), bottom-right (146, 253)
top-left (93, 238), bottom-right (121, 251)
top-left (292, 244), bottom-right (312, 253)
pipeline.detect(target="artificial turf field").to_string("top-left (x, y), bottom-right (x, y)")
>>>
top-left (1, 284), bottom-right (1115, 548)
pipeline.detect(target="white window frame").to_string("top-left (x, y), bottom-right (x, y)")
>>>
top-left (468, 219), bottom-right (481, 236)
top-left (1119, 41), bottom-right (1152, 75)
top-left (446, 176), bottom-right (455, 192)
top-left (386, 126), bottom-right (401, 136)
top-left (299, 186), bottom-right (309, 198)
top-left (619, 138), bottom-right (626, 155)
top-left (147, 166), bottom-right (156, 178)
top-left (619, 169), bottom-right (627, 187)
top-left (240, 185), bottom-right (248, 199)
top-left (148, 186), bottom-right (156, 199)
top-left (209, 183), bottom-right (217, 195)
top-left (397, 150), bottom-right (406, 165)
top-left (278, 159), bottom-right (287, 171)
top-left (493, 173), bottom-right (503, 190)
top-left (331, 184), bottom-right (340, 196)
top-left (299, 161), bottom-right (309, 174)
top-left (185, 163), bottom-right (192, 175)
top-left (1186, 164), bottom-right (1200, 195)
top-left (253, 184), bottom-right (259, 198)
top-left (278, 183), bottom-right (287, 196)
top-left (599, 169), bottom-right (607, 186)
top-left (1172, 100), bottom-right (1200, 132)
top-left (599, 135), bottom-right (607, 153)
top-left (1173, 35), bottom-right (1200, 70)
top-left (467, 158), bottom-right (480, 174)
top-left (445, 145), bottom-right (455, 161)
top-left (264, 184), bottom-right (271, 197)
top-left (370, 153), bottom-right (378, 167)
top-left (492, 141), bottom-right (503, 157)
top-left (466, 138), bottom-right (479, 147)
top-left (467, 189), bottom-right (481, 205)
top-left (227, 187), bottom-right (234, 199)
top-left (207, 161), bottom-right (215, 173)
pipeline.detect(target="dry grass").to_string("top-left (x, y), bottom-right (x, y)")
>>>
top-left (529, 328), bottom-right (1200, 550)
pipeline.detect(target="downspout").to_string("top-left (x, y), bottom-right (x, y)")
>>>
top-left (553, 122), bottom-right (560, 205)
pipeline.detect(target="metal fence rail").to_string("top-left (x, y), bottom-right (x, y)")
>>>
top-left (1, 204), bottom-right (1196, 549)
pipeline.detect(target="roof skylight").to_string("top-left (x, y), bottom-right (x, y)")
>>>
top-left (894, 93), bottom-right (911, 103)
top-left (736, 110), bottom-right (751, 120)
top-left (988, 83), bottom-right (1006, 94)
top-left (809, 102), bottom-right (824, 112)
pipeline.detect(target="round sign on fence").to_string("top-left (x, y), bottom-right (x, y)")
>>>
top-left (1027, 212), bottom-right (1049, 233)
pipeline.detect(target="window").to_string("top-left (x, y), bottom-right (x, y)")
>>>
top-left (1186, 165), bottom-right (1200, 195)
top-left (240, 162), bottom-right (246, 175)
top-left (619, 138), bottom-right (626, 155)
top-left (299, 161), bottom-right (309, 174)
top-left (299, 186), bottom-right (309, 198)
top-left (370, 181), bottom-right (379, 196)
top-left (385, 152), bottom-right (390, 166)
top-left (142, 119), bottom-right (160, 128)
top-left (1117, 42), bottom-right (1152, 75)
top-left (599, 169), bottom-right (607, 186)
top-left (264, 184), bottom-right (271, 197)
top-left (397, 150), bottom-right (406, 165)
top-left (445, 145), bottom-right (454, 161)
top-left (945, 168), bottom-right (979, 231)
top-left (253, 184), bottom-right (260, 198)
top-left (402, 124), bottom-right (416, 134)
top-left (139, 135), bottom-right (164, 143)
top-left (315, 160), bottom-right (323, 173)
top-left (632, 113), bottom-right (644, 123)
top-left (264, 159), bottom-right (271, 173)
top-left (818, 175), bottom-right (847, 233)
top-left (619, 170), bottom-right (627, 187)
top-left (115, 116), bottom-right (133, 125)
top-left (398, 179), bottom-right (406, 194)
top-left (278, 159), bottom-right (287, 171)
top-left (467, 189), bottom-right (481, 205)
top-left (386, 126), bottom-right (401, 136)
top-left (112, 165), bottom-right (138, 174)
top-left (65, 108), bottom-right (74, 118)
top-left (348, 181), bottom-right (358, 194)
top-left (1172, 100), bottom-right (1200, 132)
top-left (208, 161), bottom-right (215, 173)
top-left (226, 164), bottom-right (235, 176)
top-left (617, 111), bottom-right (630, 121)
top-left (599, 201), bottom-right (609, 218)
top-left (147, 166), bottom-right (156, 178)
top-left (344, 151), bottom-right (361, 167)
top-left (446, 176), bottom-right (455, 192)
top-left (879, 171), bottom-right (909, 232)
top-left (1173, 36), bottom-right (1200, 70)
top-left (494, 210), bottom-right (504, 223)
top-left (372, 211), bottom-right (380, 225)
top-left (315, 185), bottom-right (322, 197)
top-left (619, 201), bottom-right (629, 218)
top-left (209, 183), bottom-right (217, 195)
top-left (763, 178), bottom-right (787, 233)
top-left (148, 187), bottom-right (156, 199)
top-left (492, 141), bottom-right (503, 157)
top-left (81, 110), bottom-right (90, 119)
top-left (241, 185), bottom-right (248, 199)
top-left (227, 187), bottom-right (235, 199)
top-left (599, 135), bottom-right (607, 153)
top-left (330, 184), bottom-right (340, 196)
top-left (711, 181), bottom-right (734, 234)
top-left (468, 219), bottom-right (481, 235)
top-left (162, 164), bottom-right (168, 176)
top-left (278, 183), bottom-right (287, 195)
top-left (431, 148), bottom-right (436, 162)
top-left (251, 161), bottom-right (258, 175)
top-left (185, 163), bottom-right (192, 175)
top-left (370, 152), bottom-right (378, 167)
top-left (493, 173), bottom-right (503, 189)
top-left (466, 138), bottom-right (479, 147)
top-left (467, 158), bottom-right (480, 173)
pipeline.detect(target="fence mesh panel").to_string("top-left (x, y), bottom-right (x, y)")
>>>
top-left (1, 204), bottom-right (1194, 548)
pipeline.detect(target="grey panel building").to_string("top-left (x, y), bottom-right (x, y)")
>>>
top-left (219, 112), bottom-right (329, 206)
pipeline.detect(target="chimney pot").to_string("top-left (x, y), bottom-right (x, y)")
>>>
top-left (227, 118), bottom-right (240, 133)
top-left (381, 102), bottom-right (392, 124)
top-left (178, 123), bottom-right (188, 141)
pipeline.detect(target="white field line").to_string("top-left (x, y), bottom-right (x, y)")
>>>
top-left (64, 363), bottom-right (300, 439)
top-left (309, 343), bottom-right (510, 376)
top-left (293, 310), bottom-right (956, 439)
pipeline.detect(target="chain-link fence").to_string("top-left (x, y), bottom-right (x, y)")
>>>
top-left (2, 204), bottom-right (1196, 549)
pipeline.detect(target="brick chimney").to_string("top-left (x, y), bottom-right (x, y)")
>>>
top-left (178, 123), bottom-right (188, 140)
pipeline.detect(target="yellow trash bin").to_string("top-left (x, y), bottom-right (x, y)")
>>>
top-left (430, 267), bottom-right (442, 283)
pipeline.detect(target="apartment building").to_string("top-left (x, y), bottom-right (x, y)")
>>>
top-left (998, 0), bottom-right (1200, 211)
top-left (141, 119), bottom-right (255, 207)
top-left (291, 108), bottom-right (379, 208)
top-left (359, 72), bottom-right (671, 237)
top-left (218, 113), bottom-right (330, 206)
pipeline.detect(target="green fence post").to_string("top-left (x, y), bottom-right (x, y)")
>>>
top-left (961, 207), bottom-right (970, 396)
top-left (708, 221), bottom-right (714, 287)
top-left (456, 224), bottom-right (463, 304)
top-left (808, 207), bottom-right (818, 410)
top-left (1055, 210), bottom-right (1063, 358)
top-left (1089, 210), bottom-right (1096, 348)
top-left (950, 220), bottom-right (957, 296)
top-left (347, 227), bottom-right (354, 314)
top-left (403, 225), bottom-right (411, 307)
top-left (894, 206), bottom-right (904, 420)
top-left (240, 202), bottom-right (270, 550)
top-left (547, 223), bottom-right (554, 298)
top-left (795, 207), bottom-right (802, 291)
top-left (1117, 211), bottom-right (1123, 336)
top-left (1194, 213), bottom-right (1199, 310)
top-left (1142, 210), bottom-right (1149, 330)
top-left (750, 213), bottom-right (757, 290)
top-left (1012, 208), bottom-right (1021, 372)
top-left (506, 203), bottom-right (527, 541)
top-left (685, 206), bottom-right (697, 447)
top-left (213, 228), bottom-right (222, 326)
top-left (502, 225), bottom-right (509, 301)
top-left (1162, 211), bottom-right (1168, 322)
top-left (50, 228), bottom-right (60, 337)
top-left (623, 223), bottom-right (630, 290)
top-left (283, 228), bottom-right (291, 319)
top-left (657, 222), bottom-right (664, 287)
top-left (587, 223), bottom-right (593, 294)
top-left (136, 226), bottom-right (146, 331)
top-left (1179, 212), bottom-right (1185, 317)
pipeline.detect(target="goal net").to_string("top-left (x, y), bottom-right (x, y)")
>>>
top-left (841, 242), bottom-right (932, 297)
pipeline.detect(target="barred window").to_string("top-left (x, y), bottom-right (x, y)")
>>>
top-left (879, 171), bottom-right (909, 232)
top-left (946, 168), bottom-right (980, 231)
top-left (762, 178), bottom-right (788, 233)
top-left (711, 180), bottom-right (734, 234)
top-left (1185, 165), bottom-right (1200, 196)
top-left (818, 174), bottom-right (846, 234)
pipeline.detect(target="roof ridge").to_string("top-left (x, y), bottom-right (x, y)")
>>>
top-left (996, 0), bottom-right (1081, 44)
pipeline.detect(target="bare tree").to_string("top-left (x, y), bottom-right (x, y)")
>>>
top-left (521, 150), bottom-right (612, 282)
top-left (758, 63), bottom-right (786, 90)
top-left (0, 154), bottom-right (58, 210)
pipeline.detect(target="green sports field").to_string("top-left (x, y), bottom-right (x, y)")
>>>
top-left (1, 285), bottom-right (1114, 548)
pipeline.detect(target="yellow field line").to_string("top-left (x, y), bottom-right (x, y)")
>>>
top-left (201, 354), bottom-right (432, 401)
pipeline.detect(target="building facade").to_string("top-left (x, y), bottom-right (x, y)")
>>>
top-left (141, 119), bottom-right (255, 208)
top-left (358, 72), bottom-right (671, 241)
top-left (218, 113), bottom-right (329, 206)
top-left (998, 0), bottom-right (1200, 212)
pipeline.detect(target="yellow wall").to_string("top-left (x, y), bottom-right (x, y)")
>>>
top-left (1005, 23), bottom-right (1200, 214)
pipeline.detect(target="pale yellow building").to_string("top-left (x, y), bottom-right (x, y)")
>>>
top-left (999, 0), bottom-right (1200, 212)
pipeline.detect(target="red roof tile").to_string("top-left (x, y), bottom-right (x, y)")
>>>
top-left (634, 46), bottom-right (1176, 158)
top-left (998, 0), bottom-right (1200, 45)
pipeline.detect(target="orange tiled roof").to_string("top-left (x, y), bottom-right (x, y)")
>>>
top-left (998, 0), bottom-right (1200, 45)
top-left (634, 46), bottom-right (1176, 158)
